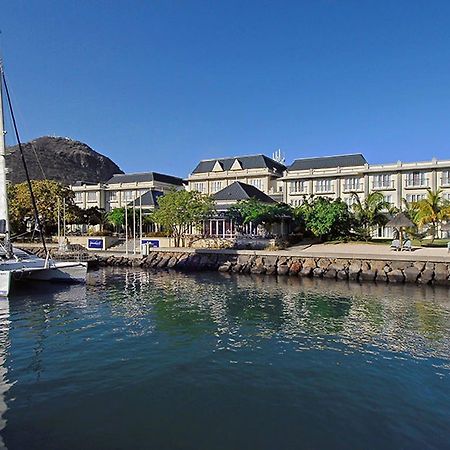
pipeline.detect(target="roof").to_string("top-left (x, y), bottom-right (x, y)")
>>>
top-left (213, 181), bottom-right (276, 203)
top-left (128, 190), bottom-right (164, 207)
top-left (191, 154), bottom-right (286, 174)
top-left (289, 154), bottom-right (367, 171)
top-left (107, 172), bottom-right (184, 186)
top-left (386, 212), bottom-right (415, 228)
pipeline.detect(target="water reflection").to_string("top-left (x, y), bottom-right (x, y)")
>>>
top-left (85, 267), bottom-right (450, 366)
top-left (0, 298), bottom-right (10, 450)
top-left (3, 269), bottom-right (450, 449)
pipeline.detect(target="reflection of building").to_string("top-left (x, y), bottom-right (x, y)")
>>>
top-left (187, 154), bottom-right (286, 202)
top-left (71, 172), bottom-right (184, 212)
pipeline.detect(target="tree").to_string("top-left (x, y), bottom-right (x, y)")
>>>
top-left (107, 208), bottom-right (126, 231)
top-left (414, 189), bottom-right (450, 242)
top-left (8, 180), bottom-right (77, 235)
top-left (351, 192), bottom-right (390, 241)
top-left (150, 190), bottom-right (214, 246)
top-left (228, 199), bottom-right (293, 231)
top-left (295, 196), bottom-right (352, 240)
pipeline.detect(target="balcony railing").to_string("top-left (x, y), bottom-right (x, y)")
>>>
top-left (405, 178), bottom-right (429, 188)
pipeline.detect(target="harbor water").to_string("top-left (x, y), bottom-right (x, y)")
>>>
top-left (1, 268), bottom-right (450, 449)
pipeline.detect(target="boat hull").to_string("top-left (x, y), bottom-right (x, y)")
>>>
top-left (0, 256), bottom-right (88, 297)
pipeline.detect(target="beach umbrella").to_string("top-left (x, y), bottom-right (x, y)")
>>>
top-left (386, 212), bottom-right (415, 246)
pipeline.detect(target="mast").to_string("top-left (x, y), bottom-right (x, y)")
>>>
top-left (0, 61), bottom-right (12, 257)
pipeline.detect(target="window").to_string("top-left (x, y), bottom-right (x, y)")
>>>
top-left (344, 196), bottom-right (356, 207)
top-left (343, 177), bottom-right (361, 191)
top-left (211, 181), bottom-right (222, 193)
top-left (75, 192), bottom-right (83, 202)
top-left (108, 191), bottom-right (117, 202)
top-left (249, 178), bottom-right (263, 190)
top-left (406, 172), bottom-right (427, 187)
top-left (193, 182), bottom-right (205, 193)
top-left (87, 191), bottom-right (97, 202)
top-left (123, 190), bottom-right (133, 201)
top-left (406, 194), bottom-right (425, 203)
top-left (373, 174), bottom-right (392, 189)
top-left (315, 179), bottom-right (333, 193)
top-left (383, 195), bottom-right (393, 206)
top-left (442, 171), bottom-right (450, 186)
top-left (290, 180), bottom-right (306, 193)
top-left (290, 199), bottom-right (302, 207)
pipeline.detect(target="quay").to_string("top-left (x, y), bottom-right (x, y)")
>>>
top-left (19, 242), bottom-right (450, 286)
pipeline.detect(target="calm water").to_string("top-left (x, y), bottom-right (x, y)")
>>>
top-left (1, 269), bottom-right (450, 449)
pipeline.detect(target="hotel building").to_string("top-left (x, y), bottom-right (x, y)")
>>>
top-left (71, 172), bottom-right (184, 212)
top-left (282, 154), bottom-right (450, 209)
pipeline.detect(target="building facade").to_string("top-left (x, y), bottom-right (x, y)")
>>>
top-left (283, 154), bottom-right (450, 210)
top-left (71, 172), bottom-right (184, 212)
top-left (186, 154), bottom-right (286, 202)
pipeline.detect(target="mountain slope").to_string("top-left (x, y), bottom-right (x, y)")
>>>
top-left (6, 136), bottom-right (123, 185)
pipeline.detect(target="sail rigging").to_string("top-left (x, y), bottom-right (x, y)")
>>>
top-left (0, 65), bottom-right (48, 254)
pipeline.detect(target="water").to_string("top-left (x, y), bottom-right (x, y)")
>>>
top-left (1, 268), bottom-right (450, 450)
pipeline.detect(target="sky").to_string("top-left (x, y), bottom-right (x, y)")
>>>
top-left (2, 0), bottom-right (450, 177)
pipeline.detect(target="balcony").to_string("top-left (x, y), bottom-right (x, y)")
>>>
top-left (405, 178), bottom-right (429, 188)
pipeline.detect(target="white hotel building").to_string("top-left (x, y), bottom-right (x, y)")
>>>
top-left (282, 154), bottom-right (450, 209)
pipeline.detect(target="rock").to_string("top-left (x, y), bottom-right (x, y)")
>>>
top-left (323, 268), bottom-right (337, 279)
top-left (312, 267), bottom-right (323, 277)
top-left (418, 268), bottom-right (434, 285)
top-left (250, 264), bottom-right (266, 275)
top-left (317, 258), bottom-right (331, 269)
top-left (218, 262), bottom-right (231, 272)
top-left (277, 265), bottom-right (290, 276)
top-left (337, 270), bottom-right (348, 280)
top-left (266, 266), bottom-right (277, 275)
top-left (231, 264), bottom-right (243, 273)
top-left (404, 266), bottom-right (420, 283)
top-left (289, 260), bottom-right (302, 275)
top-left (433, 264), bottom-right (448, 285)
top-left (360, 270), bottom-right (376, 282)
top-left (388, 269), bottom-right (404, 283)
top-left (349, 261), bottom-right (361, 281)
top-left (167, 256), bottom-right (179, 268)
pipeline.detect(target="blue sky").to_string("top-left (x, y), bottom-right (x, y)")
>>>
top-left (2, 0), bottom-right (450, 177)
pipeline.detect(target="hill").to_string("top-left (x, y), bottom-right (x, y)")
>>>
top-left (6, 136), bottom-right (123, 185)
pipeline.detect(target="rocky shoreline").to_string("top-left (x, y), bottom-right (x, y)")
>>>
top-left (95, 251), bottom-right (449, 286)
top-left (19, 246), bottom-right (450, 286)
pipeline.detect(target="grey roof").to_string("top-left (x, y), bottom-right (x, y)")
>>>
top-left (192, 154), bottom-right (286, 174)
top-left (107, 172), bottom-right (184, 186)
top-left (289, 154), bottom-right (367, 171)
top-left (129, 190), bottom-right (164, 207)
top-left (213, 181), bottom-right (275, 203)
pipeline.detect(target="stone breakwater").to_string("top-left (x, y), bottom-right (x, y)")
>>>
top-left (96, 251), bottom-right (450, 286)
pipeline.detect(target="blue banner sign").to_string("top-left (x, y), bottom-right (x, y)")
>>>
top-left (88, 238), bottom-right (104, 250)
top-left (141, 239), bottom-right (160, 248)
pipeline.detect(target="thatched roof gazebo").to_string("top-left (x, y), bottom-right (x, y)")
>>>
top-left (386, 212), bottom-right (415, 229)
top-left (386, 212), bottom-right (415, 246)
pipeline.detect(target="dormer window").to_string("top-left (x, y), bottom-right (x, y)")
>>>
top-left (230, 159), bottom-right (243, 171)
top-left (212, 161), bottom-right (224, 172)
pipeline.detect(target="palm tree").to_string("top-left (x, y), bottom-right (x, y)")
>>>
top-left (414, 189), bottom-right (450, 242)
top-left (351, 192), bottom-right (390, 241)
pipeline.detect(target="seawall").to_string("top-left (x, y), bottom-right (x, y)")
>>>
top-left (94, 248), bottom-right (450, 286)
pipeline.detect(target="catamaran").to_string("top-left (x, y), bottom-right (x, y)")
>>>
top-left (0, 61), bottom-right (87, 296)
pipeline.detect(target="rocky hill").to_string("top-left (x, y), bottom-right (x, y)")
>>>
top-left (6, 136), bottom-right (123, 185)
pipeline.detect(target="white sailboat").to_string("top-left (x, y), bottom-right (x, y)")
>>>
top-left (0, 62), bottom-right (87, 296)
